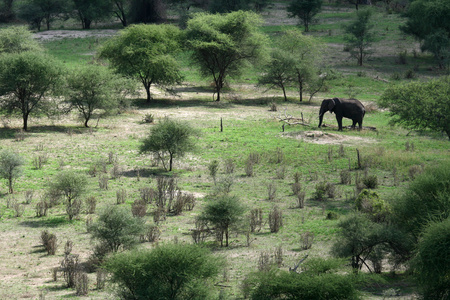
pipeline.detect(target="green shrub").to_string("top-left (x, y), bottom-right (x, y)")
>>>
top-left (243, 268), bottom-right (359, 300)
top-left (362, 175), bottom-right (378, 189)
top-left (104, 243), bottom-right (223, 300)
top-left (413, 218), bottom-right (450, 299)
top-left (355, 190), bottom-right (390, 222)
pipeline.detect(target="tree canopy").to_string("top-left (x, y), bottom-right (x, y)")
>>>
top-left (100, 24), bottom-right (183, 103)
top-left (343, 8), bottom-right (375, 66)
top-left (65, 65), bottom-right (133, 127)
top-left (0, 51), bottom-right (63, 131)
top-left (400, 0), bottom-right (450, 68)
top-left (0, 26), bottom-right (42, 53)
top-left (379, 76), bottom-right (450, 139)
top-left (185, 10), bottom-right (268, 101)
top-left (287, 0), bottom-right (323, 32)
top-left (140, 118), bottom-right (198, 171)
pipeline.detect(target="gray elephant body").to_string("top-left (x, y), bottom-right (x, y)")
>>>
top-left (318, 98), bottom-right (365, 131)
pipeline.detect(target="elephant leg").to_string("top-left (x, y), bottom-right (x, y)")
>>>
top-left (351, 120), bottom-right (357, 129)
top-left (336, 116), bottom-right (343, 131)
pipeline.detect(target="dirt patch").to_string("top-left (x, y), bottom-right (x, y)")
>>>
top-left (33, 29), bottom-right (118, 41)
top-left (284, 130), bottom-right (376, 145)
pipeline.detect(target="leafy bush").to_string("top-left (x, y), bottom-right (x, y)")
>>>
top-left (392, 162), bottom-right (450, 240)
top-left (89, 206), bottom-right (145, 253)
top-left (355, 190), bottom-right (390, 222)
top-left (413, 217), bottom-right (450, 299)
top-left (362, 175), bottom-right (378, 189)
top-left (242, 268), bottom-right (359, 299)
top-left (104, 243), bottom-right (223, 300)
top-left (0, 150), bottom-right (24, 194)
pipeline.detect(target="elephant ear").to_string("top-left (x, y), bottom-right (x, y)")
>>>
top-left (328, 99), bottom-right (335, 111)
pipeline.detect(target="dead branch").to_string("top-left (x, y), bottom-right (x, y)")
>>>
top-left (289, 254), bottom-right (309, 273)
top-left (275, 108), bottom-right (311, 127)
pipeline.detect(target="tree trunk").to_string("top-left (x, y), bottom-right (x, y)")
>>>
top-left (282, 85), bottom-right (287, 101)
top-left (169, 154), bottom-right (173, 171)
top-left (84, 118), bottom-right (90, 128)
top-left (145, 86), bottom-right (151, 103)
top-left (225, 228), bottom-right (229, 247)
top-left (23, 112), bottom-right (28, 131)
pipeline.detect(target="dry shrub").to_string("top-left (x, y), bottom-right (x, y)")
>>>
top-left (35, 200), bottom-right (48, 217)
top-left (64, 240), bottom-right (73, 256)
top-left (224, 158), bottom-right (235, 174)
top-left (340, 169), bottom-right (352, 184)
top-left (301, 231), bottom-right (315, 250)
top-left (96, 269), bottom-right (106, 290)
top-left (66, 198), bottom-right (82, 220)
top-left (131, 200), bottom-right (147, 218)
top-left (244, 159), bottom-right (254, 177)
top-left (267, 182), bottom-right (277, 201)
top-left (276, 165), bottom-right (286, 179)
top-left (98, 175), bottom-right (108, 190)
top-left (362, 175), bottom-right (378, 189)
top-left (12, 201), bottom-right (25, 217)
top-left (139, 187), bottom-right (154, 204)
top-left (75, 272), bottom-right (89, 296)
top-left (116, 189), bottom-right (127, 204)
top-left (292, 182), bottom-right (302, 195)
top-left (85, 196), bottom-right (96, 214)
top-left (249, 208), bottom-right (263, 233)
top-left (153, 206), bottom-right (166, 224)
top-left (408, 164), bottom-right (423, 180)
top-left (61, 254), bottom-right (80, 288)
top-left (33, 154), bottom-right (48, 169)
top-left (110, 163), bottom-right (123, 179)
top-left (258, 251), bottom-right (271, 272)
top-left (192, 217), bottom-right (210, 244)
top-left (274, 246), bottom-right (283, 267)
top-left (141, 224), bottom-right (161, 243)
top-left (296, 191), bottom-right (306, 209)
top-left (269, 102), bottom-right (277, 111)
top-left (269, 206), bottom-right (283, 233)
top-left (108, 151), bottom-right (117, 164)
top-left (24, 190), bottom-right (34, 204)
top-left (41, 230), bottom-right (57, 255)
top-left (183, 193), bottom-right (196, 211)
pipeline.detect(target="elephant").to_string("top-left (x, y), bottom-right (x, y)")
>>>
top-left (318, 98), bottom-right (365, 131)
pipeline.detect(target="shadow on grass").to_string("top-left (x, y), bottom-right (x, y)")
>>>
top-left (20, 216), bottom-right (72, 228)
top-left (0, 125), bottom-right (85, 140)
top-left (122, 167), bottom-right (179, 178)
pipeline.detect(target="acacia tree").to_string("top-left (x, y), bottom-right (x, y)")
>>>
top-left (0, 150), bottom-right (24, 194)
top-left (275, 29), bottom-right (323, 102)
top-left (0, 52), bottom-right (63, 131)
top-left (49, 171), bottom-right (87, 220)
top-left (17, 0), bottom-right (66, 31)
top-left (186, 11), bottom-right (268, 101)
top-left (400, 0), bottom-right (450, 69)
top-left (66, 65), bottom-right (134, 127)
top-left (287, 0), bottom-right (323, 32)
top-left (100, 24), bottom-right (183, 103)
top-left (72, 0), bottom-right (111, 29)
top-left (379, 76), bottom-right (450, 140)
top-left (140, 118), bottom-right (197, 171)
top-left (200, 195), bottom-right (245, 247)
top-left (343, 8), bottom-right (375, 66)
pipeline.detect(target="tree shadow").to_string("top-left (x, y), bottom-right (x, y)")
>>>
top-left (19, 216), bottom-right (72, 228)
top-left (121, 167), bottom-right (177, 179)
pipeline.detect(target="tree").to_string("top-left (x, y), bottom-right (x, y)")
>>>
top-left (208, 0), bottom-right (250, 13)
top-left (0, 52), bottom-right (63, 131)
top-left (412, 218), bottom-right (450, 299)
top-left (104, 243), bottom-right (223, 299)
top-left (16, 0), bottom-right (66, 31)
top-left (287, 0), bottom-right (322, 32)
top-left (0, 26), bottom-right (43, 53)
top-left (0, 0), bottom-right (15, 22)
top-left (400, 0), bottom-right (450, 68)
top-left (99, 24), bottom-right (183, 103)
top-left (379, 76), bottom-right (450, 140)
top-left (0, 150), bottom-right (24, 194)
top-left (200, 195), bottom-right (245, 247)
top-left (111, 0), bottom-right (130, 26)
top-left (343, 8), bottom-right (375, 66)
top-left (277, 29), bottom-right (323, 102)
top-left (49, 171), bottom-right (87, 220)
top-left (89, 206), bottom-right (145, 253)
top-left (72, 0), bottom-right (111, 29)
top-left (258, 49), bottom-right (296, 101)
top-left (65, 65), bottom-right (133, 127)
top-left (140, 118), bottom-right (198, 171)
top-left (186, 11), bottom-right (268, 101)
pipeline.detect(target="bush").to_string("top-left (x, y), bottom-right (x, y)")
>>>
top-left (340, 169), bottom-right (352, 184)
top-left (61, 254), bottom-right (80, 288)
top-left (362, 175), bottom-right (378, 189)
top-left (392, 163), bottom-right (450, 240)
top-left (41, 230), bottom-right (57, 255)
top-left (104, 243), bottom-right (223, 300)
top-left (89, 206), bottom-right (145, 253)
top-left (208, 159), bottom-right (220, 183)
top-left (0, 150), bottom-right (24, 194)
top-left (355, 190), bottom-right (390, 222)
top-left (269, 206), bottom-right (283, 233)
top-left (413, 218), bottom-right (450, 299)
top-left (131, 200), bottom-right (147, 217)
top-left (243, 269), bottom-right (359, 300)
top-left (49, 171), bottom-right (87, 220)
